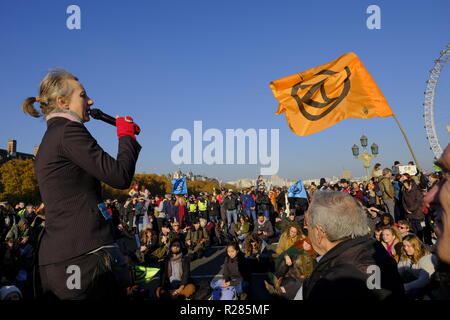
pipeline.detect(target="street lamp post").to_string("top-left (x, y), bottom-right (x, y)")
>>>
top-left (351, 135), bottom-right (379, 180)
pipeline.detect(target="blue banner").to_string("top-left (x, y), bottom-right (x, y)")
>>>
top-left (172, 177), bottom-right (188, 194)
top-left (288, 179), bottom-right (307, 198)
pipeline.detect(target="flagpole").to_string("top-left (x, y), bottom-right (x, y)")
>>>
top-left (392, 114), bottom-right (422, 172)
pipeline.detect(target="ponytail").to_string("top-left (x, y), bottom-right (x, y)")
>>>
top-left (22, 97), bottom-right (41, 118)
top-left (22, 68), bottom-right (79, 119)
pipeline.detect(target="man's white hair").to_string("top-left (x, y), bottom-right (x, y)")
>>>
top-left (308, 191), bottom-right (368, 242)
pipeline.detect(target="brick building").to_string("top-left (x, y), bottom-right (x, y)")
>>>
top-left (0, 140), bottom-right (37, 165)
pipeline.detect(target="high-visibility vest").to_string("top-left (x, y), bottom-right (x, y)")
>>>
top-left (198, 200), bottom-right (207, 212)
top-left (188, 202), bottom-right (198, 212)
top-left (17, 209), bottom-right (26, 217)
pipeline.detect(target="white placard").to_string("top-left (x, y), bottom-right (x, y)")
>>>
top-left (399, 165), bottom-right (417, 175)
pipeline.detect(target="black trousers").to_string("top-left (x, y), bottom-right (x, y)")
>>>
top-left (39, 246), bottom-right (130, 300)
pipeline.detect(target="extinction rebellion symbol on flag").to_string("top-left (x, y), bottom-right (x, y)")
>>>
top-left (291, 66), bottom-right (351, 121)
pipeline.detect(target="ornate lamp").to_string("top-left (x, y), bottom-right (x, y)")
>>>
top-left (371, 143), bottom-right (379, 155)
top-left (360, 135), bottom-right (368, 148)
top-left (352, 144), bottom-right (360, 157)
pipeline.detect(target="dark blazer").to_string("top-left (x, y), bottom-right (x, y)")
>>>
top-left (35, 117), bottom-right (141, 265)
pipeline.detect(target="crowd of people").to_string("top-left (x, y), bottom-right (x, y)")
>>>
top-left (1, 162), bottom-right (449, 301)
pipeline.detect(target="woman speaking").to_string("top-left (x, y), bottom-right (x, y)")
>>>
top-left (22, 69), bottom-right (141, 299)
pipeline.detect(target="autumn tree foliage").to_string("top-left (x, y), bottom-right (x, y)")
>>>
top-left (0, 159), bottom-right (40, 204)
top-left (0, 159), bottom-right (238, 204)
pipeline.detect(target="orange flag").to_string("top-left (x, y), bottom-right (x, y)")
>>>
top-left (270, 52), bottom-right (394, 136)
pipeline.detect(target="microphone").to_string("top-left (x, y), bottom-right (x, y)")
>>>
top-left (88, 108), bottom-right (116, 127)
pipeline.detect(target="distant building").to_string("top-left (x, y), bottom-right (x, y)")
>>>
top-left (167, 169), bottom-right (217, 182)
top-left (227, 175), bottom-right (297, 189)
top-left (0, 140), bottom-right (37, 165)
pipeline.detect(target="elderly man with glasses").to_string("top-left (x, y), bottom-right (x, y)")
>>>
top-left (295, 191), bottom-right (404, 300)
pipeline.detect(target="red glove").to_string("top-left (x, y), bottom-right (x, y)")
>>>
top-left (116, 116), bottom-right (141, 140)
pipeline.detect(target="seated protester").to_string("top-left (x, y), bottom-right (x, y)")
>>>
top-left (5, 219), bottom-right (30, 244)
top-left (137, 227), bottom-right (159, 265)
top-left (274, 223), bottom-right (305, 258)
top-left (147, 213), bottom-right (160, 234)
top-left (233, 214), bottom-right (251, 242)
top-left (398, 235), bottom-right (436, 299)
top-left (350, 182), bottom-right (365, 204)
top-left (185, 218), bottom-right (209, 261)
top-left (205, 219), bottom-right (216, 241)
top-left (152, 220), bottom-right (177, 261)
top-left (265, 251), bottom-right (316, 300)
top-left (171, 220), bottom-right (186, 245)
top-left (271, 234), bottom-right (316, 283)
top-left (199, 217), bottom-right (209, 230)
top-left (275, 211), bottom-right (302, 235)
top-left (397, 220), bottom-right (415, 239)
top-left (381, 226), bottom-right (403, 263)
top-left (374, 226), bottom-right (383, 242)
top-left (156, 240), bottom-right (196, 300)
top-left (116, 224), bottom-right (139, 264)
top-left (1, 239), bottom-right (20, 284)
top-left (253, 212), bottom-right (274, 243)
top-left (215, 220), bottom-right (232, 246)
top-left (22, 205), bottom-right (36, 227)
top-left (243, 233), bottom-right (270, 272)
top-left (376, 212), bottom-right (394, 229)
top-left (367, 207), bottom-right (381, 237)
top-left (211, 242), bottom-right (251, 300)
top-left (364, 182), bottom-right (378, 208)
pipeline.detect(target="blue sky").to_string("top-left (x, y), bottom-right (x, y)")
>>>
top-left (0, 0), bottom-right (449, 181)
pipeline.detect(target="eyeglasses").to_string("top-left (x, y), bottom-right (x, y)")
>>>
top-left (398, 226), bottom-right (407, 230)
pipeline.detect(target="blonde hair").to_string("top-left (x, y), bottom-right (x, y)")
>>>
top-left (401, 235), bottom-right (430, 264)
top-left (22, 68), bottom-right (79, 117)
top-left (382, 226), bottom-right (402, 244)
